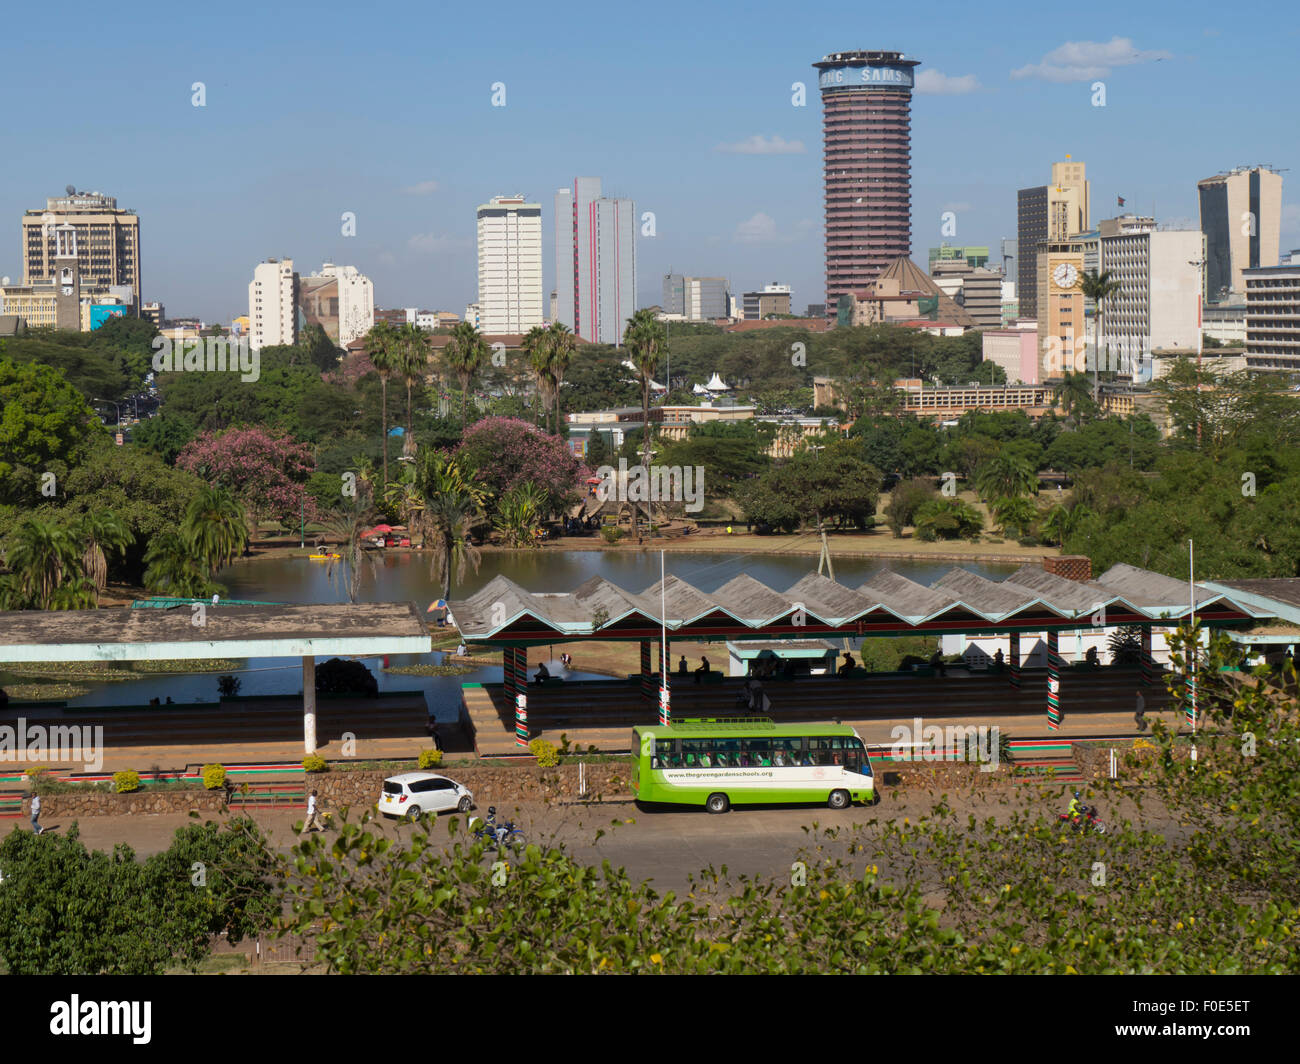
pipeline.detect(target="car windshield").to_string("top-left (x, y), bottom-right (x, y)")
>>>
top-left (382, 781), bottom-right (404, 794)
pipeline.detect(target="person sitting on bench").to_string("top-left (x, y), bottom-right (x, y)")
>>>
top-left (533, 661), bottom-right (551, 684)
top-left (929, 651), bottom-right (947, 677)
top-left (678, 655), bottom-right (689, 677)
top-left (838, 652), bottom-right (856, 677)
top-left (694, 656), bottom-right (711, 684)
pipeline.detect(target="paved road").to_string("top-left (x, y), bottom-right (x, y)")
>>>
top-left (3, 785), bottom-right (1184, 896)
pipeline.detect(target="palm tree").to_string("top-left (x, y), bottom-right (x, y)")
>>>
top-left (3, 517), bottom-right (82, 609)
top-left (1040, 502), bottom-right (1094, 548)
top-left (1080, 269), bottom-right (1123, 401)
top-left (321, 494), bottom-right (378, 604)
top-left (143, 532), bottom-right (215, 598)
top-left (521, 326), bottom-right (552, 429)
top-left (395, 323), bottom-right (428, 459)
top-left (76, 511), bottom-right (131, 600)
top-left (975, 454), bottom-right (1038, 502)
top-left (443, 321), bottom-right (489, 429)
top-left (493, 482), bottom-right (547, 547)
top-left (182, 486), bottom-right (248, 575)
top-left (991, 495), bottom-right (1038, 539)
top-left (364, 320), bottom-right (400, 487)
top-left (414, 450), bottom-right (485, 600)
top-left (622, 308), bottom-right (667, 512)
top-left (546, 321), bottom-right (577, 434)
top-left (1055, 371), bottom-right (1094, 424)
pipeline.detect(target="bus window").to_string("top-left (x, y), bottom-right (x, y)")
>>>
top-left (808, 738), bottom-right (835, 766)
top-left (744, 739), bottom-right (771, 766)
top-left (682, 739), bottom-right (715, 768)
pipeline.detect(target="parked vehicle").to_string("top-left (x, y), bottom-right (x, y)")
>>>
top-left (377, 772), bottom-right (473, 821)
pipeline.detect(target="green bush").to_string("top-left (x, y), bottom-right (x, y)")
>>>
top-left (302, 755), bottom-right (328, 774)
top-left (601, 526), bottom-right (623, 545)
top-left (418, 748), bottom-right (443, 769)
top-left (112, 770), bottom-right (141, 794)
top-left (529, 738), bottom-right (560, 767)
top-left (201, 764), bottom-right (226, 790)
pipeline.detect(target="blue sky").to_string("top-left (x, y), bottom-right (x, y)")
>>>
top-left (2, 0), bottom-right (1297, 324)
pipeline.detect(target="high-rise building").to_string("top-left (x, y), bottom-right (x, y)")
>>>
top-left (248, 258), bottom-right (297, 350)
top-left (1098, 216), bottom-right (1203, 370)
top-left (298, 263), bottom-right (375, 347)
top-left (1198, 166), bottom-right (1284, 304)
top-left (1035, 239), bottom-right (1088, 380)
top-left (1000, 238), bottom-right (1017, 280)
top-left (476, 195), bottom-right (543, 335)
top-left (21, 189), bottom-right (141, 306)
top-left (1244, 263), bottom-right (1300, 371)
top-left (958, 267), bottom-right (1004, 330)
top-left (1017, 160), bottom-right (1090, 320)
top-left (554, 177), bottom-right (636, 344)
top-left (743, 282), bottom-right (792, 320)
top-left (813, 50), bottom-right (921, 316)
top-left (662, 273), bottom-right (685, 316)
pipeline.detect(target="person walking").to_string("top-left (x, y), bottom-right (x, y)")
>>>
top-left (425, 716), bottom-right (442, 751)
top-left (1134, 690), bottom-right (1147, 732)
top-left (30, 793), bottom-right (42, 835)
top-left (302, 790), bottom-right (323, 834)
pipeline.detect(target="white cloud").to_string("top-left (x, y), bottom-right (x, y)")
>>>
top-left (733, 213), bottom-right (815, 245)
top-left (402, 180), bottom-right (440, 195)
top-left (916, 70), bottom-right (981, 95)
top-left (1011, 37), bottom-right (1172, 82)
top-left (715, 134), bottom-right (806, 155)
top-left (407, 232), bottom-right (471, 254)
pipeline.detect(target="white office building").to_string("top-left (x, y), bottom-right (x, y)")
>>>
top-left (555, 177), bottom-right (636, 344)
top-left (476, 195), bottom-right (543, 335)
top-left (248, 258), bottom-right (297, 350)
top-left (1098, 217), bottom-right (1203, 374)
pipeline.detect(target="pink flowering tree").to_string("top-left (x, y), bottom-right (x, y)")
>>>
top-left (177, 427), bottom-right (317, 538)
top-left (454, 416), bottom-right (585, 518)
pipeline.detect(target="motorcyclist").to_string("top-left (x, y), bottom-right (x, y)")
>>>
top-left (1066, 791), bottom-right (1084, 821)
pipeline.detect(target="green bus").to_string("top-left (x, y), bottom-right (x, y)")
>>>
top-left (630, 718), bottom-right (875, 814)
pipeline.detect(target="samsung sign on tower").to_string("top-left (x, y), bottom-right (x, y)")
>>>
top-left (818, 66), bottom-right (914, 89)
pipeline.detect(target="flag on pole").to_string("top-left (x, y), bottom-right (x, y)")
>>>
top-left (1117, 196), bottom-right (1126, 207)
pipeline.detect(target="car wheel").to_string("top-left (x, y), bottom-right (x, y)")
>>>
top-left (457, 796), bottom-right (471, 813)
top-left (706, 793), bottom-right (730, 814)
top-left (828, 789), bottom-right (851, 810)
top-left (405, 805), bottom-right (422, 822)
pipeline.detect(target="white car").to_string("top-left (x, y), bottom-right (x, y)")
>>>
top-left (377, 772), bottom-right (474, 820)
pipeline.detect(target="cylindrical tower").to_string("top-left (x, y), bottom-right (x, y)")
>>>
top-left (813, 50), bottom-right (921, 317)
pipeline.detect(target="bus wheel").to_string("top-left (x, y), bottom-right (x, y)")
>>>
top-left (828, 789), bottom-right (851, 810)
top-left (706, 793), bottom-right (730, 814)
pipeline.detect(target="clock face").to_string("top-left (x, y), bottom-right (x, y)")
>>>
top-left (1053, 263), bottom-right (1078, 289)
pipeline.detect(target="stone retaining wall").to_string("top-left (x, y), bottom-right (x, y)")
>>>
top-left (24, 789), bottom-right (227, 818)
top-left (313, 763), bottom-right (632, 810)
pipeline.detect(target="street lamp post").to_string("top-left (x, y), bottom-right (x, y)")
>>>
top-left (93, 398), bottom-right (122, 443)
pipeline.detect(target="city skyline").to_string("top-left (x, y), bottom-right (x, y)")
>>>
top-left (2, 0), bottom-right (1298, 324)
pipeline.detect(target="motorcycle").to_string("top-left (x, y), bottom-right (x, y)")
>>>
top-left (473, 811), bottom-right (527, 851)
top-left (1057, 804), bottom-right (1106, 835)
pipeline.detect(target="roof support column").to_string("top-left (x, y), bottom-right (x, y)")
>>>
top-left (659, 636), bottom-right (671, 726)
top-left (1141, 626), bottom-right (1156, 686)
top-left (640, 640), bottom-right (653, 711)
top-left (1046, 630), bottom-right (1061, 731)
top-left (302, 654), bottom-right (317, 755)
top-left (1008, 631), bottom-right (1021, 689)
top-left (508, 647), bottom-right (529, 748)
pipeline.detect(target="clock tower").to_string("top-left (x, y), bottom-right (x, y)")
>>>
top-left (1036, 238), bottom-right (1086, 381)
top-left (53, 224), bottom-right (81, 331)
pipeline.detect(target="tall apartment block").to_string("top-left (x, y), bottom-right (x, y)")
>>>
top-left (1017, 160), bottom-right (1090, 320)
top-left (21, 189), bottom-right (141, 306)
top-left (298, 263), bottom-right (375, 347)
top-left (813, 50), bottom-right (921, 316)
top-left (248, 258), bottom-right (298, 350)
top-left (476, 195), bottom-right (543, 335)
top-left (554, 177), bottom-right (636, 345)
top-left (1098, 216), bottom-right (1203, 370)
top-left (662, 274), bottom-right (729, 320)
top-left (1198, 166), bottom-right (1283, 303)
top-left (1244, 262), bottom-right (1300, 371)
